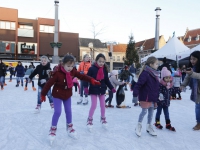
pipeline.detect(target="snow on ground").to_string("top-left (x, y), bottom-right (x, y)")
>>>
top-left (0, 79), bottom-right (200, 150)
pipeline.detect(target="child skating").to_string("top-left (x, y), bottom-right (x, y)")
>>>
top-left (85, 53), bottom-right (115, 131)
top-left (24, 65), bottom-right (36, 91)
top-left (133, 56), bottom-right (160, 137)
top-left (155, 67), bottom-right (176, 131)
top-left (41, 54), bottom-right (100, 144)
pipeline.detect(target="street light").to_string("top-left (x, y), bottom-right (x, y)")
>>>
top-left (154, 7), bottom-right (161, 51)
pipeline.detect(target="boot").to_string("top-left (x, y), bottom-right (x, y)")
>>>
top-left (49, 126), bottom-right (57, 145)
top-left (32, 87), bottom-right (36, 91)
top-left (87, 117), bottom-right (93, 131)
top-left (135, 122), bottom-right (142, 137)
top-left (193, 123), bottom-right (200, 130)
top-left (107, 104), bottom-right (114, 108)
top-left (166, 119), bottom-right (176, 131)
top-left (146, 124), bottom-right (157, 136)
top-left (82, 97), bottom-right (88, 105)
top-left (100, 117), bottom-right (107, 129)
top-left (24, 87), bottom-right (28, 91)
top-left (154, 119), bottom-right (163, 129)
top-left (67, 123), bottom-right (77, 139)
top-left (50, 103), bottom-right (54, 109)
top-left (34, 104), bottom-right (41, 113)
top-left (77, 97), bottom-right (83, 104)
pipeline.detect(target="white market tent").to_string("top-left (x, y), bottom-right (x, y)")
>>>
top-left (177, 44), bottom-right (200, 60)
top-left (141, 36), bottom-right (190, 63)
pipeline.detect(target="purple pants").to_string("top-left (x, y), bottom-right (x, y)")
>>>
top-left (52, 97), bottom-right (72, 126)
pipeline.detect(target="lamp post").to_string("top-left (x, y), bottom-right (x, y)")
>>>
top-left (52, 0), bottom-right (60, 64)
top-left (154, 7), bottom-right (161, 51)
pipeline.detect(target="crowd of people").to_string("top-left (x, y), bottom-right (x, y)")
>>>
top-left (0, 51), bottom-right (200, 143)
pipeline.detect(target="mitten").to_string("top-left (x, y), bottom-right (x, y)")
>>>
top-left (41, 95), bottom-right (46, 102)
top-left (84, 88), bottom-right (89, 94)
top-left (91, 78), bottom-right (101, 85)
top-left (112, 88), bottom-right (116, 93)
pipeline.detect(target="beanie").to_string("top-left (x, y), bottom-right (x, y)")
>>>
top-left (161, 67), bottom-right (171, 79)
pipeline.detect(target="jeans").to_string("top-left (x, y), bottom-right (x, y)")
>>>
top-left (105, 90), bottom-right (113, 104)
top-left (0, 76), bottom-right (5, 86)
top-left (37, 85), bottom-right (53, 105)
top-left (80, 80), bottom-right (88, 97)
top-left (195, 103), bottom-right (200, 123)
top-left (10, 75), bottom-right (13, 80)
top-left (16, 77), bottom-right (23, 85)
top-left (155, 105), bottom-right (170, 121)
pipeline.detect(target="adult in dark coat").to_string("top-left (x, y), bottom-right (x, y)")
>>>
top-left (15, 61), bottom-right (25, 87)
top-left (158, 57), bottom-right (172, 73)
top-left (0, 59), bottom-right (6, 89)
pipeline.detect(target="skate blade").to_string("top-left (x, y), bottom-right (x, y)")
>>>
top-left (34, 110), bottom-right (40, 114)
top-left (49, 136), bottom-right (55, 145)
top-left (146, 131), bottom-right (157, 136)
top-left (83, 103), bottom-right (88, 105)
top-left (77, 102), bottom-right (82, 105)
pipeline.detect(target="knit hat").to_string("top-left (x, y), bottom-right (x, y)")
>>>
top-left (161, 67), bottom-right (171, 79)
top-left (110, 70), bottom-right (118, 76)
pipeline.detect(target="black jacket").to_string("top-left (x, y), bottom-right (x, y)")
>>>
top-left (0, 63), bottom-right (6, 77)
top-left (158, 63), bottom-right (172, 73)
top-left (29, 63), bottom-right (51, 87)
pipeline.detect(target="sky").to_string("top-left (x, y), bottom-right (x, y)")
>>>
top-left (1, 0), bottom-right (200, 43)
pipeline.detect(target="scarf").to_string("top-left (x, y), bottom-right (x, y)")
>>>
top-left (60, 66), bottom-right (73, 89)
top-left (95, 63), bottom-right (104, 80)
top-left (190, 67), bottom-right (198, 102)
top-left (160, 79), bottom-right (172, 89)
top-left (144, 65), bottom-right (160, 81)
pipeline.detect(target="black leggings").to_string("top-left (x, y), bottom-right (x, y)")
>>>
top-left (73, 83), bottom-right (78, 92)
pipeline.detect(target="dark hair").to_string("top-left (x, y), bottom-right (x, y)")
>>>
top-left (95, 53), bottom-right (109, 72)
top-left (163, 57), bottom-right (166, 63)
top-left (62, 54), bottom-right (75, 64)
top-left (188, 51), bottom-right (200, 73)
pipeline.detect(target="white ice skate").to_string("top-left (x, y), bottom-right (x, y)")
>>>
top-left (146, 124), bottom-right (157, 136)
top-left (87, 118), bottom-right (93, 132)
top-left (67, 123), bottom-right (77, 139)
top-left (135, 122), bottom-right (142, 137)
top-left (100, 117), bottom-right (107, 129)
top-left (34, 104), bottom-right (41, 114)
top-left (49, 126), bottom-right (57, 145)
top-left (82, 97), bottom-right (88, 105)
top-left (77, 97), bottom-right (83, 105)
top-left (50, 103), bottom-right (54, 109)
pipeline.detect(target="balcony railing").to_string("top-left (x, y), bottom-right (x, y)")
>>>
top-left (18, 28), bottom-right (34, 38)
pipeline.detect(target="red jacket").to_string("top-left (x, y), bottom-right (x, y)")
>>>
top-left (41, 65), bottom-right (92, 100)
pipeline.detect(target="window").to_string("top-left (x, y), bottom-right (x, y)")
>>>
top-left (117, 56), bottom-right (120, 61)
top-left (0, 21), bottom-right (5, 29)
top-left (113, 56), bottom-right (115, 61)
top-left (40, 25), bottom-right (54, 33)
top-left (5, 22), bottom-right (10, 29)
top-left (196, 35), bottom-right (200, 41)
top-left (188, 36), bottom-right (191, 42)
top-left (0, 21), bottom-right (15, 30)
top-left (11, 22), bottom-right (15, 30)
top-left (19, 25), bottom-right (33, 29)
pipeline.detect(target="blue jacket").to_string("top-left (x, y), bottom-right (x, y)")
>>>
top-left (133, 70), bottom-right (159, 102)
top-left (158, 84), bottom-right (174, 107)
top-left (15, 65), bottom-right (25, 77)
top-left (85, 65), bottom-right (113, 95)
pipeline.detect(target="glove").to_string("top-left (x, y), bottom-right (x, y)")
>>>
top-left (84, 88), bottom-right (89, 94)
top-left (91, 78), bottom-right (101, 85)
top-left (112, 88), bottom-right (116, 93)
top-left (132, 97), bottom-right (138, 103)
top-left (40, 79), bottom-right (46, 84)
top-left (40, 95), bottom-right (46, 102)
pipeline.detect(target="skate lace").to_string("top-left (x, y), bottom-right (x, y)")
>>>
top-left (49, 127), bottom-right (56, 136)
top-left (87, 118), bottom-right (93, 125)
top-left (68, 124), bottom-right (75, 133)
top-left (101, 118), bottom-right (107, 124)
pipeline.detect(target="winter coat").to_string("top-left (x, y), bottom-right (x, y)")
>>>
top-left (181, 72), bottom-right (200, 103)
top-left (109, 75), bottom-right (124, 90)
top-left (25, 68), bottom-right (34, 75)
top-left (9, 67), bottom-right (14, 75)
top-left (119, 70), bottom-right (133, 81)
top-left (173, 76), bottom-right (181, 87)
top-left (158, 84), bottom-right (174, 107)
top-left (41, 65), bottom-right (92, 100)
top-left (78, 61), bottom-right (91, 75)
top-left (15, 65), bottom-right (25, 77)
top-left (29, 63), bottom-right (51, 87)
top-left (133, 70), bottom-right (160, 103)
top-left (0, 63), bottom-right (6, 77)
top-left (129, 65), bottom-right (136, 74)
top-left (85, 65), bottom-right (114, 95)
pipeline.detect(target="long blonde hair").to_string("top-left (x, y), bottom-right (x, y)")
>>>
top-left (139, 56), bottom-right (158, 77)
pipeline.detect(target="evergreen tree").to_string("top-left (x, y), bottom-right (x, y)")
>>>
top-left (124, 34), bottom-right (139, 66)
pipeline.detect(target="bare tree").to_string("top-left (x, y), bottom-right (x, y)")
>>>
top-left (90, 21), bottom-right (107, 39)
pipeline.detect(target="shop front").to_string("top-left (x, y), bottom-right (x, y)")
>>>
top-left (17, 42), bottom-right (37, 60)
top-left (0, 41), bottom-right (16, 59)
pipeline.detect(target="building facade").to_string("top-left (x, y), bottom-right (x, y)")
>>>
top-left (0, 7), bottom-right (79, 61)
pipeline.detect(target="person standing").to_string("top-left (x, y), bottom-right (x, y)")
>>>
top-left (8, 65), bottom-right (14, 82)
top-left (15, 61), bottom-right (25, 87)
top-left (181, 65), bottom-right (186, 82)
top-left (24, 65), bottom-right (36, 91)
top-left (158, 57), bottom-right (172, 73)
top-left (0, 59), bottom-right (6, 90)
top-left (77, 54), bottom-right (91, 105)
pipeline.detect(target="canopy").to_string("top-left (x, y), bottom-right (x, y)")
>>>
top-left (177, 44), bottom-right (200, 60)
top-left (141, 36), bottom-right (190, 63)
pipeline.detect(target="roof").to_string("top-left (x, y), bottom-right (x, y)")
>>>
top-left (182, 28), bottom-right (200, 46)
top-left (108, 44), bottom-right (127, 52)
top-left (79, 38), bottom-right (107, 48)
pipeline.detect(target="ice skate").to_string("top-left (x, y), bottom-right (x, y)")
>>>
top-left (87, 118), bottom-right (93, 132)
top-left (166, 119), bottom-right (176, 131)
top-left (135, 122), bottom-right (142, 137)
top-left (77, 97), bottom-right (83, 104)
top-left (24, 87), bottom-right (28, 91)
top-left (154, 122), bottom-right (163, 129)
top-left (49, 126), bottom-right (57, 145)
top-left (100, 117), bottom-right (107, 129)
top-left (67, 123), bottom-right (77, 139)
top-left (82, 97), bottom-right (88, 105)
top-left (32, 87), bottom-right (36, 91)
top-left (50, 103), bottom-right (54, 109)
top-left (34, 104), bottom-right (41, 113)
top-left (146, 124), bottom-right (157, 136)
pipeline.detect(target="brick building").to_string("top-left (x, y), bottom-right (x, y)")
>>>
top-left (0, 7), bottom-right (79, 61)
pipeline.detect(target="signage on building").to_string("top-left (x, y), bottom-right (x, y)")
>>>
top-left (21, 43), bottom-right (35, 54)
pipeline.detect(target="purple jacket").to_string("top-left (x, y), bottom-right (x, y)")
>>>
top-left (133, 70), bottom-right (159, 102)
